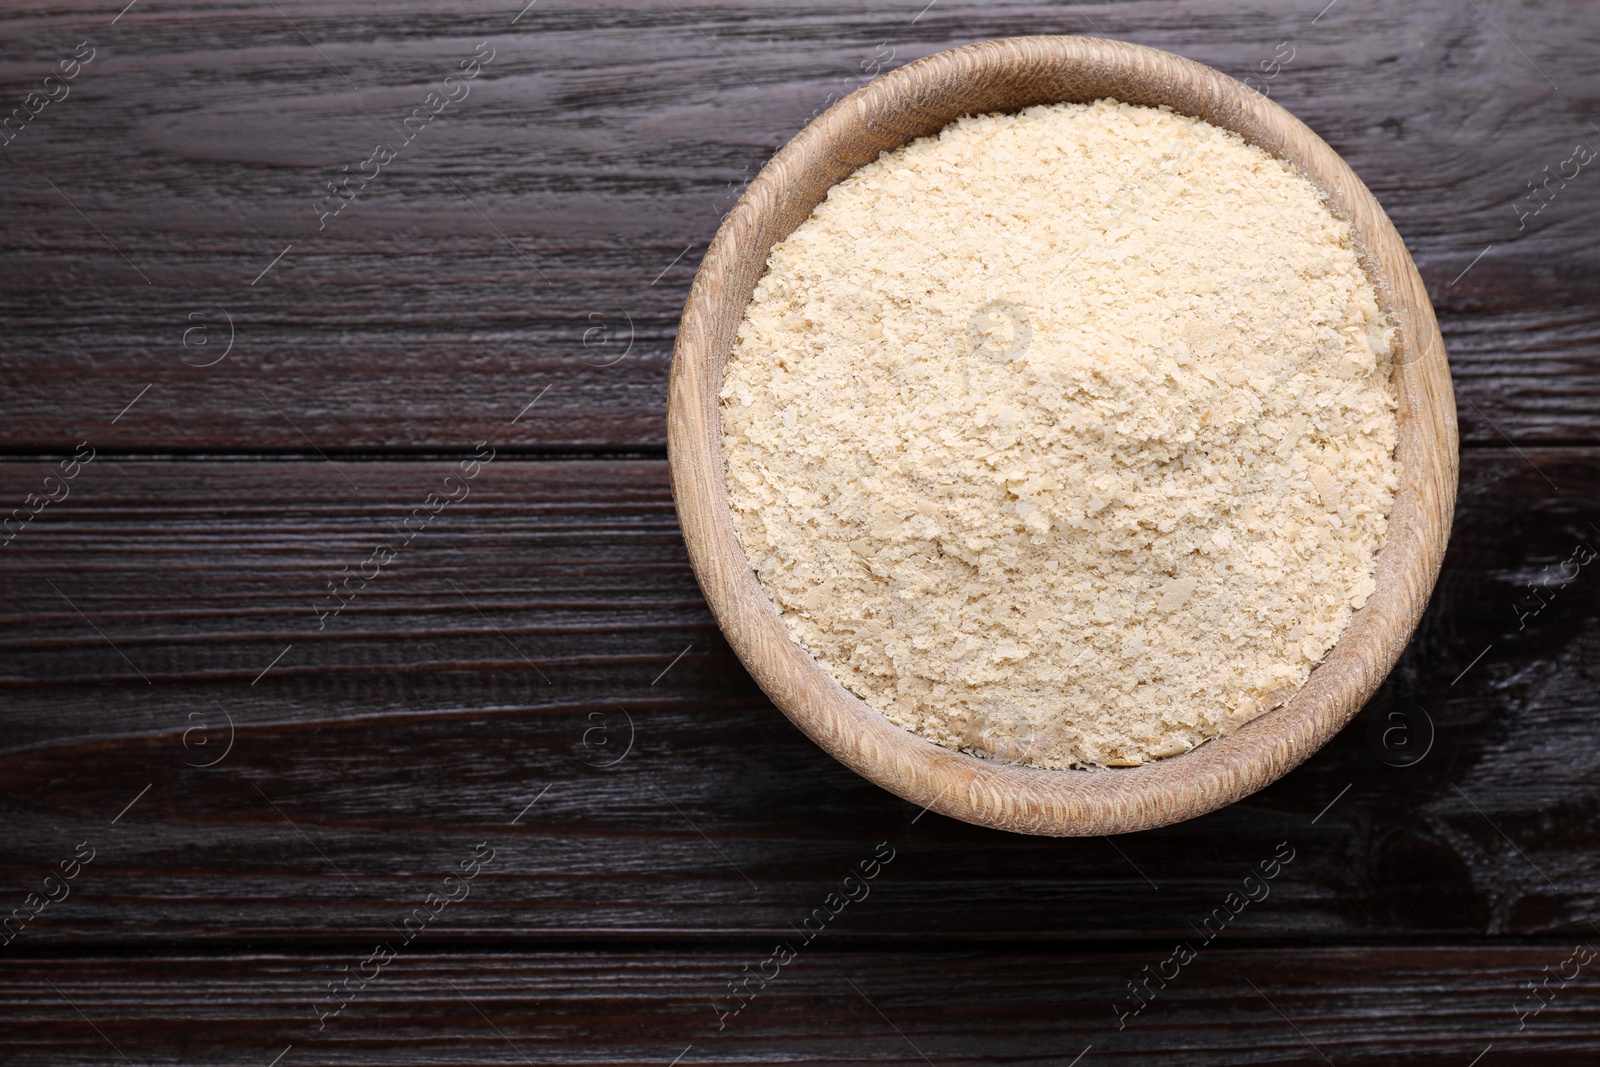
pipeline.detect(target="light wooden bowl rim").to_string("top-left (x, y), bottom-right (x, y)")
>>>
top-left (668, 35), bottom-right (1458, 836)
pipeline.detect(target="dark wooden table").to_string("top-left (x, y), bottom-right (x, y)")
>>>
top-left (3, 1), bottom-right (1598, 1063)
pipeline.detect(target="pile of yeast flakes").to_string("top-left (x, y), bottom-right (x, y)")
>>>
top-left (720, 100), bottom-right (1399, 769)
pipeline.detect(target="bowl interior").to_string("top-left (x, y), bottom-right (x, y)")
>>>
top-left (668, 35), bottom-right (1457, 835)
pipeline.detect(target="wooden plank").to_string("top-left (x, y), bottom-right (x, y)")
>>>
top-left (0, 456), bottom-right (737, 749)
top-left (0, 1), bottom-right (1595, 448)
top-left (1, 450), bottom-right (1597, 944)
top-left (3, 946), bottom-right (1598, 1065)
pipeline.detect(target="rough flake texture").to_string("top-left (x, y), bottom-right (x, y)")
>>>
top-left (721, 100), bottom-right (1399, 769)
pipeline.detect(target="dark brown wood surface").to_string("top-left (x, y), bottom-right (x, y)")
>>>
top-left (6, 948), bottom-right (1600, 1066)
top-left (2, 0), bottom-right (1598, 1063)
top-left (0, 0), bottom-right (1596, 450)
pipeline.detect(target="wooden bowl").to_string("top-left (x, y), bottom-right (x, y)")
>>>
top-left (667, 36), bottom-right (1457, 835)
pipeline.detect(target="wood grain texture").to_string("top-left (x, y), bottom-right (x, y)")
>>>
top-left (0, 458), bottom-right (730, 751)
top-left (4, 947), bottom-right (1598, 1065)
top-left (1, 451), bottom-right (1595, 943)
top-left (0, 0), bottom-right (1597, 1058)
top-left (669, 34), bottom-right (1456, 835)
top-left (0, 0), bottom-right (1594, 448)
